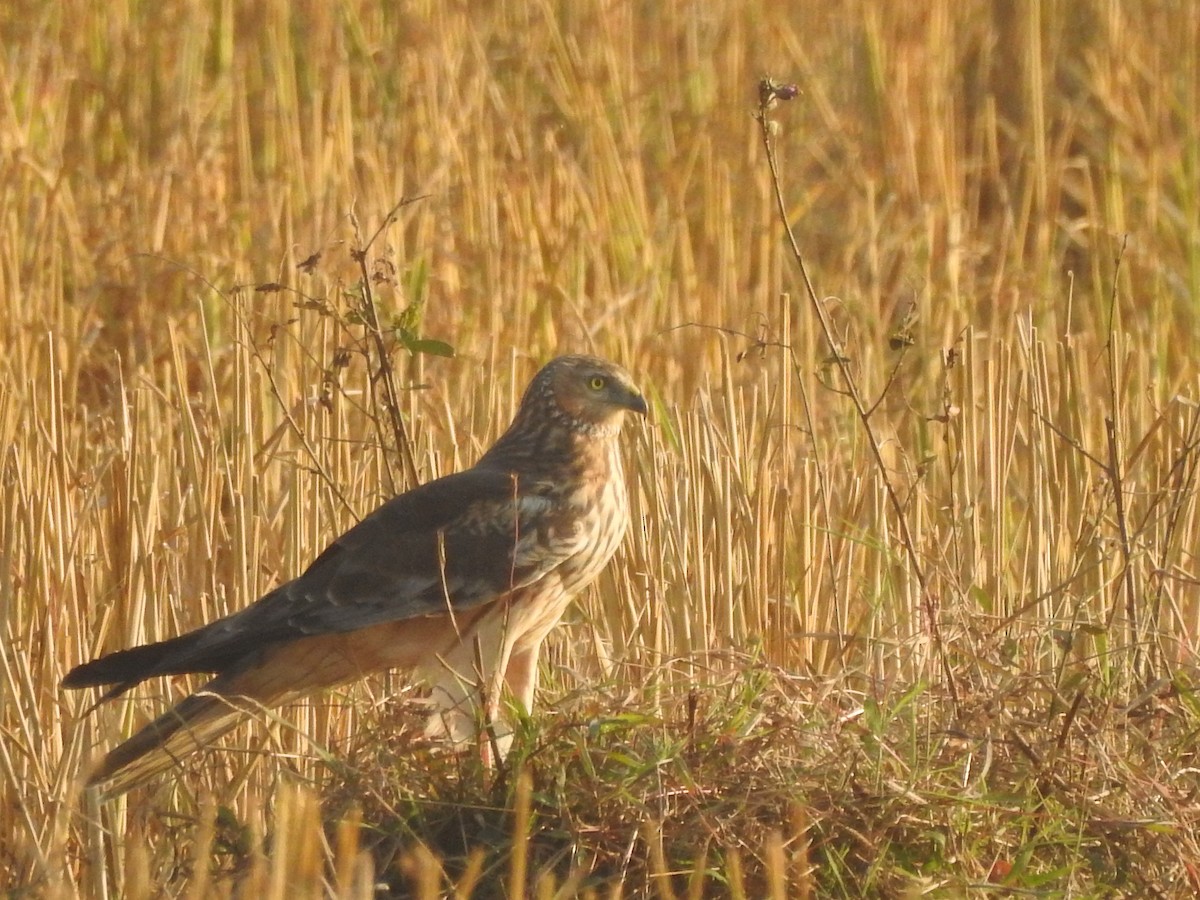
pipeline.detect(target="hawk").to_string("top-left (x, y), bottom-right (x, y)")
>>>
top-left (64, 355), bottom-right (646, 797)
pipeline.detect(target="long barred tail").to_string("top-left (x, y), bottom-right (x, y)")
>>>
top-left (79, 634), bottom-right (353, 798)
top-left (86, 687), bottom-right (250, 799)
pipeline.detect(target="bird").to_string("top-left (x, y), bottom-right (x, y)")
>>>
top-left (63, 354), bottom-right (647, 798)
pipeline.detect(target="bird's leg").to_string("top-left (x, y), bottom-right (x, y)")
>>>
top-left (423, 667), bottom-right (480, 745)
top-left (423, 618), bottom-right (516, 764)
top-left (502, 641), bottom-right (542, 713)
top-left (473, 634), bottom-right (510, 768)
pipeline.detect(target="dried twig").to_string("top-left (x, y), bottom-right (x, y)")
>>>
top-left (753, 77), bottom-right (959, 712)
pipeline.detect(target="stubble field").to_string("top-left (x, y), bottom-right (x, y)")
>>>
top-left (3, 1), bottom-right (1200, 896)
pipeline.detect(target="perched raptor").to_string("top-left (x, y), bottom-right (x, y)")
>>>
top-left (64, 355), bottom-right (646, 797)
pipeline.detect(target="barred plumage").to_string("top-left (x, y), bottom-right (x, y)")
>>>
top-left (63, 355), bottom-right (646, 797)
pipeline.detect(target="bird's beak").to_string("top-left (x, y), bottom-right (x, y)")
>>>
top-left (625, 390), bottom-right (649, 417)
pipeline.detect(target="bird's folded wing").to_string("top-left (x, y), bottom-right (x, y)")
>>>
top-left (157, 467), bottom-right (585, 671)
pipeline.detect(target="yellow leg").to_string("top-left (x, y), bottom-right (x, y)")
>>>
top-left (503, 641), bottom-right (542, 713)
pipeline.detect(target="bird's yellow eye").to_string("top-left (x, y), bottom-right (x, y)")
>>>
top-left (588, 376), bottom-right (606, 390)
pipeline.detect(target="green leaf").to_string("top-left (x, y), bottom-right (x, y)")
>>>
top-left (405, 338), bottom-right (455, 358)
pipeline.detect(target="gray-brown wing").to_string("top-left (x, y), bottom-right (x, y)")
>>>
top-left (146, 467), bottom-right (583, 674)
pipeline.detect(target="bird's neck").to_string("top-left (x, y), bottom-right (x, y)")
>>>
top-left (479, 416), bottom-right (622, 485)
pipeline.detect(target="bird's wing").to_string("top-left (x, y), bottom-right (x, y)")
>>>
top-left (156, 466), bottom-right (586, 673)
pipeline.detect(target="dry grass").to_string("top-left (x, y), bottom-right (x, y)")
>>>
top-left (3, 0), bottom-right (1200, 895)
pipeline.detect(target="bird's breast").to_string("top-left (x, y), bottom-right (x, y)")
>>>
top-left (554, 462), bottom-right (630, 593)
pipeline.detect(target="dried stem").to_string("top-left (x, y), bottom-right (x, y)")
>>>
top-left (348, 196), bottom-right (427, 490)
top-left (753, 79), bottom-right (959, 712)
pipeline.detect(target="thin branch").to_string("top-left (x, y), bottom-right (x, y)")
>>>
top-left (754, 78), bottom-right (959, 712)
top-left (131, 253), bottom-right (358, 519)
top-left (348, 196), bottom-right (428, 490)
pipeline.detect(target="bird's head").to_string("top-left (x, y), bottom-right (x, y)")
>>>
top-left (479, 355), bottom-right (646, 471)
top-left (526, 355), bottom-right (648, 437)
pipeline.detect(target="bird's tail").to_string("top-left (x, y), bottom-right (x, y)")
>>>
top-left (63, 632), bottom-right (233, 703)
top-left (71, 632), bottom-right (361, 797)
top-left (85, 682), bottom-right (252, 800)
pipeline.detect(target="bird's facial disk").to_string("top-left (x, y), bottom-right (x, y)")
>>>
top-left (553, 359), bottom-right (648, 428)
